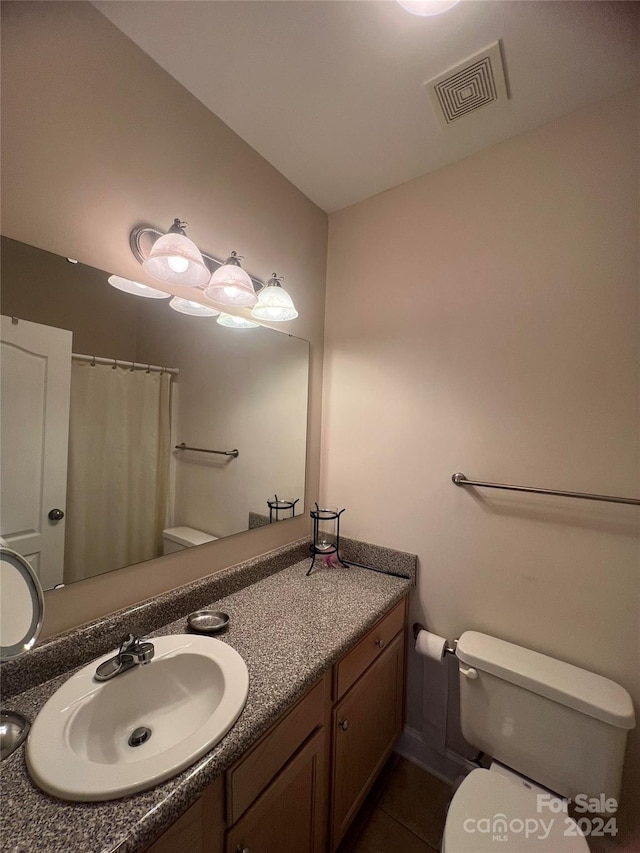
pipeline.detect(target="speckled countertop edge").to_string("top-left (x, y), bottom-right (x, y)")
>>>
top-left (1, 545), bottom-right (415, 853)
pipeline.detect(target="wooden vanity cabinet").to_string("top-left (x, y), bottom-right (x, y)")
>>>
top-left (144, 775), bottom-right (224, 853)
top-left (226, 729), bottom-right (326, 853)
top-left (330, 599), bottom-right (407, 851)
top-left (143, 595), bottom-right (407, 853)
top-left (225, 674), bottom-right (330, 853)
top-left (330, 633), bottom-right (404, 849)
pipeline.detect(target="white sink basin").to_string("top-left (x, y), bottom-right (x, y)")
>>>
top-left (26, 634), bottom-right (249, 801)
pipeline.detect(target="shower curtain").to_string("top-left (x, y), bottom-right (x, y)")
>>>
top-left (64, 362), bottom-right (171, 584)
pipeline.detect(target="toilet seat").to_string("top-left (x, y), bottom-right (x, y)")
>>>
top-left (442, 767), bottom-right (590, 852)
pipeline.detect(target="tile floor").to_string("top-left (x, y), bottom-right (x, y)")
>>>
top-left (337, 754), bottom-right (453, 853)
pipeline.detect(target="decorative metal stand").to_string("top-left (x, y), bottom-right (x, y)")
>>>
top-left (267, 495), bottom-right (299, 523)
top-left (307, 505), bottom-right (348, 575)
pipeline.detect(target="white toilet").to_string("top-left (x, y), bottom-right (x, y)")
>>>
top-left (162, 526), bottom-right (218, 555)
top-left (442, 631), bottom-right (635, 852)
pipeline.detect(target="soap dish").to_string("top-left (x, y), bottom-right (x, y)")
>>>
top-left (0, 710), bottom-right (30, 761)
top-left (187, 610), bottom-right (230, 635)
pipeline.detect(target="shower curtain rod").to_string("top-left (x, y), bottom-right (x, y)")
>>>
top-left (72, 353), bottom-right (179, 376)
top-left (452, 472), bottom-right (640, 506)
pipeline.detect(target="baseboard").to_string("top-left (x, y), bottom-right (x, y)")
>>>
top-left (395, 725), bottom-right (475, 786)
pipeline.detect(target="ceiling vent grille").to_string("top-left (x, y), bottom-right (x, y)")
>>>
top-left (426, 42), bottom-right (508, 127)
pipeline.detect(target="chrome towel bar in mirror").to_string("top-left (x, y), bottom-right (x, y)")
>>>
top-left (175, 443), bottom-right (239, 458)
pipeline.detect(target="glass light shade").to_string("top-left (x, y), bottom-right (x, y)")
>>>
top-left (217, 313), bottom-right (259, 329)
top-left (142, 232), bottom-right (210, 287)
top-left (396, 0), bottom-right (460, 15)
top-left (204, 261), bottom-right (258, 308)
top-left (251, 284), bottom-right (298, 322)
top-left (169, 297), bottom-right (220, 317)
top-left (107, 275), bottom-right (171, 299)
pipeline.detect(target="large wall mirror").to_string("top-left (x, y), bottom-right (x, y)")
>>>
top-left (0, 236), bottom-right (309, 591)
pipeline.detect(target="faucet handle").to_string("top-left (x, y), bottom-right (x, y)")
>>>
top-left (118, 632), bottom-right (150, 655)
top-left (118, 632), bottom-right (138, 653)
top-left (115, 632), bottom-right (155, 667)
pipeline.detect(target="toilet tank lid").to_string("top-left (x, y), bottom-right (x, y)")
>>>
top-left (456, 632), bottom-right (635, 730)
top-left (162, 527), bottom-right (218, 546)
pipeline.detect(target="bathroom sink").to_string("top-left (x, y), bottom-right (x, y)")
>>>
top-left (26, 634), bottom-right (249, 801)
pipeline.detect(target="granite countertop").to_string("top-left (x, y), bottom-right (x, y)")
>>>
top-left (1, 554), bottom-right (413, 853)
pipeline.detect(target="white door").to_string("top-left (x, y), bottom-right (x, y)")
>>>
top-left (1, 316), bottom-right (72, 589)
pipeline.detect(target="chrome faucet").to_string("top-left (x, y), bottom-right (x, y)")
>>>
top-left (94, 633), bottom-right (155, 682)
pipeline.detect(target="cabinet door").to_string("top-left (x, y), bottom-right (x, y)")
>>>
top-left (226, 729), bottom-right (325, 853)
top-left (331, 632), bottom-right (404, 850)
top-left (226, 675), bottom-right (328, 825)
top-left (144, 775), bottom-right (224, 853)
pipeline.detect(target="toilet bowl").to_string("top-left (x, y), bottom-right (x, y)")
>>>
top-left (442, 764), bottom-right (589, 852)
top-left (162, 526), bottom-right (218, 555)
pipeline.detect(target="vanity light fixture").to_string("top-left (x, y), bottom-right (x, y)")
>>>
top-left (128, 221), bottom-right (298, 324)
top-left (217, 313), bottom-right (259, 329)
top-left (108, 275), bottom-right (171, 299)
top-left (204, 252), bottom-right (258, 308)
top-left (142, 219), bottom-right (210, 287)
top-left (251, 274), bottom-right (298, 322)
top-left (169, 297), bottom-right (220, 317)
top-left (396, 0), bottom-right (460, 15)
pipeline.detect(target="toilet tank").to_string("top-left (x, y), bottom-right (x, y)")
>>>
top-left (162, 527), bottom-right (218, 555)
top-left (456, 632), bottom-right (635, 802)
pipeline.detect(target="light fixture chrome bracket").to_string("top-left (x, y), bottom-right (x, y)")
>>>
top-left (266, 273), bottom-right (283, 288)
top-left (168, 218), bottom-right (188, 235)
top-left (224, 251), bottom-right (243, 267)
top-left (129, 225), bottom-right (264, 292)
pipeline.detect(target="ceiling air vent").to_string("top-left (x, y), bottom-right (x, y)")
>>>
top-left (425, 41), bottom-right (508, 127)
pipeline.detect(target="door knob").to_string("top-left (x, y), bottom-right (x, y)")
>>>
top-left (48, 508), bottom-right (64, 521)
top-left (338, 719), bottom-right (349, 731)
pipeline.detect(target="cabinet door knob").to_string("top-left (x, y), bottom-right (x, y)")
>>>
top-left (338, 719), bottom-right (349, 731)
top-left (235, 847), bottom-right (250, 853)
top-left (375, 638), bottom-right (385, 649)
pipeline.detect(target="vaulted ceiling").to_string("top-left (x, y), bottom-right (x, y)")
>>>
top-left (94, 1), bottom-right (639, 212)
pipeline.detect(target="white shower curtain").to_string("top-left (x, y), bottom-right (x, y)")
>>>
top-left (64, 362), bottom-right (171, 584)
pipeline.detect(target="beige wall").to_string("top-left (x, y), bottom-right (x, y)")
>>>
top-left (1, 1), bottom-right (327, 636)
top-left (323, 89), bottom-right (640, 840)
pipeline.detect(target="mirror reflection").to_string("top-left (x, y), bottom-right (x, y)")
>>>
top-left (0, 237), bottom-right (309, 591)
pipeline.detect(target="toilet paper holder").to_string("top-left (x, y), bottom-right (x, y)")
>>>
top-left (413, 622), bottom-right (458, 656)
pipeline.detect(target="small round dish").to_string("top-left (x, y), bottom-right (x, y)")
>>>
top-left (0, 710), bottom-right (31, 761)
top-left (187, 610), bottom-right (230, 634)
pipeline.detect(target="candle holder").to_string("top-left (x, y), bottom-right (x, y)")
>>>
top-left (307, 504), bottom-right (348, 575)
top-left (267, 495), bottom-right (299, 523)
